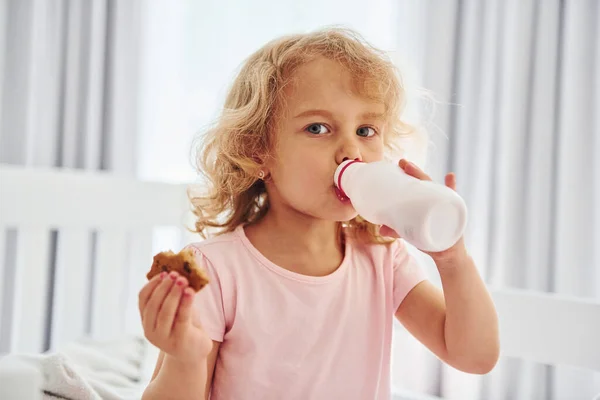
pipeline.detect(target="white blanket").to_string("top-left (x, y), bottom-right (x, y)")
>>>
top-left (0, 335), bottom-right (158, 400)
top-left (0, 335), bottom-right (447, 400)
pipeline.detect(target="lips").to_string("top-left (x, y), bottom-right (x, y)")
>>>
top-left (334, 186), bottom-right (350, 203)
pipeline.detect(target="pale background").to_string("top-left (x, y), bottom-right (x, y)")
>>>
top-left (0, 0), bottom-right (598, 399)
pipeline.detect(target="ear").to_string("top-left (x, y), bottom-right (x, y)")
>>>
top-left (250, 155), bottom-right (267, 181)
top-left (252, 153), bottom-right (274, 172)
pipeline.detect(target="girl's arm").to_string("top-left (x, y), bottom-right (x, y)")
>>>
top-left (143, 341), bottom-right (221, 400)
top-left (391, 160), bottom-right (499, 374)
top-left (395, 248), bottom-right (499, 374)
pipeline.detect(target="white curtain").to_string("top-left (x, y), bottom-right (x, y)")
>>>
top-left (0, 0), bottom-right (142, 351)
top-left (0, 0), bottom-right (140, 172)
top-left (391, 1), bottom-right (600, 399)
top-left (136, 0), bottom-right (400, 182)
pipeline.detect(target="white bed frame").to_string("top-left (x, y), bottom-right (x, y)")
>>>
top-left (0, 164), bottom-right (193, 354)
top-left (0, 164), bottom-right (598, 385)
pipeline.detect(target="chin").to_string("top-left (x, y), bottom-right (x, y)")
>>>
top-left (322, 190), bottom-right (359, 222)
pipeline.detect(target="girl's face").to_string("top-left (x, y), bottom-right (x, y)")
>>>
top-left (264, 57), bottom-right (386, 222)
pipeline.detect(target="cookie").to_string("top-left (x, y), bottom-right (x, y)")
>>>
top-left (146, 248), bottom-right (209, 292)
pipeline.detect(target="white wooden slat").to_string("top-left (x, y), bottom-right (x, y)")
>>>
top-left (124, 231), bottom-right (154, 335)
top-left (11, 229), bottom-right (51, 353)
top-left (49, 229), bottom-right (92, 350)
top-left (90, 230), bottom-right (129, 339)
top-left (0, 164), bottom-right (190, 230)
top-left (492, 288), bottom-right (600, 370)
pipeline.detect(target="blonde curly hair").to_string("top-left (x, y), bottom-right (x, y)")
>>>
top-left (190, 28), bottom-right (419, 243)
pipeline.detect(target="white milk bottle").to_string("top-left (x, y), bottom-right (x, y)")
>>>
top-left (334, 160), bottom-right (467, 252)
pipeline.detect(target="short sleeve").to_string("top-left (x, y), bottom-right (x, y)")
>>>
top-left (392, 240), bottom-right (428, 311)
top-left (187, 246), bottom-right (228, 342)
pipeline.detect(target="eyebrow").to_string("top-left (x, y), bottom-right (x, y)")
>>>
top-left (293, 109), bottom-right (385, 120)
top-left (293, 109), bottom-right (334, 119)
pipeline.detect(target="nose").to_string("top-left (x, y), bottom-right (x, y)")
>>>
top-left (335, 142), bottom-right (362, 165)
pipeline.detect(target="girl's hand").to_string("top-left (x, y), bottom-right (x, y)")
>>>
top-left (379, 159), bottom-right (468, 261)
top-left (138, 271), bottom-right (213, 366)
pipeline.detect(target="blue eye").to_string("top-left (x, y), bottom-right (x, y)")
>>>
top-left (306, 123), bottom-right (330, 135)
top-left (357, 126), bottom-right (376, 137)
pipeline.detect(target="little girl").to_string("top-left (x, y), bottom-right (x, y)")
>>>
top-left (139, 28), bottom-right (499, 400)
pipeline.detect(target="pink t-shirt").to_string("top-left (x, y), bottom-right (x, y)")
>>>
top-left (190, 225), bottom-right (426, 400)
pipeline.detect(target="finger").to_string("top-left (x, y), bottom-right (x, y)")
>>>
top-left (143, 272), bottom-right (178, 332)
top-left (400, 159), bottom-right (431, 181)
top-left (155, 276), bottom-right (188, 337)
top-left (445, 173), bottom-right (457, 191)
top-left (139, 272), bottom-right (167, 315)
top-left (172, 288), bottom-right (195, 338)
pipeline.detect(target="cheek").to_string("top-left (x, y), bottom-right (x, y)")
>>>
top-left (273, 138), bottom-right (328, 176)
top-left (363, 140), bottom-right (385, 162)
top-left (276, 156), bottom-right (329, 188)
top-left (269, 150), bottom-right (332, 200)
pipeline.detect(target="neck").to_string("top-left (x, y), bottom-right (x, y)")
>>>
top-left (255, 207), bottom-right (341, 253)
top-left (245, 204), bottom-right (344, 276)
